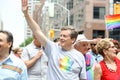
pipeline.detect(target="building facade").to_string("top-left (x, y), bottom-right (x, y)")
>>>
top-left (33, 0), bottom-right (120, 40)
top-left (84, 0), bottom-right (109, 39)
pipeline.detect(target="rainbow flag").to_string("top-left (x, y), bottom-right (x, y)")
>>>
top-left (105, 14), bottom-right (120, 30)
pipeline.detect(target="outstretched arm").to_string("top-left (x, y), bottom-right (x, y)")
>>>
top-left (21, 0), bottom-right (47, 47)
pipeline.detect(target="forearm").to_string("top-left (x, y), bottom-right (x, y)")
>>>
top-left (24, 55), bottom-right (41, 68)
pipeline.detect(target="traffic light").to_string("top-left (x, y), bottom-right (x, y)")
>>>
top-left (49, 29), bottom-right (54, 38)
top-left (114, 3), bottom-right (120, 14)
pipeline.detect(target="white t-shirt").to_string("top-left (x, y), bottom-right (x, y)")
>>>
top-left (44, 40), bottom-right (86, 80)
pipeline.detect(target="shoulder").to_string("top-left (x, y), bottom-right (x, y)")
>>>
top-left (86, 52), bottom-right (96, 60)
top-left (45, 40), bottom-right (59, 49)
top-left (46, 40), bottom-right (56, 46)
top-left (10, 53), bottom-right (26, 66)
top-left (5, 54), bottom-right (27, 74)
top-left (73, 49), bottom-right (83, 56)
top-left (86, 52), bottom-right (92, 57)
top-left (94, 63), bottom-right (102, 74)
top-left (94, 63), bottom-right (101, 69)
top-left (72, 49), bottom-right (85, 61)
top-left (94, 63), bottom-right (102, 80)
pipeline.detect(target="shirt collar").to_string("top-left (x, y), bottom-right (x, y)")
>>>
top-left (2, 52), bottom-right (15, 64)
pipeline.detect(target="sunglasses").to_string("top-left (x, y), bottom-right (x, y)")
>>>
top-left (90, 43), bottom-right (96, 46)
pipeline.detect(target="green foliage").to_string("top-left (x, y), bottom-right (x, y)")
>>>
top-left (19, 37), bottom-right (33, 47)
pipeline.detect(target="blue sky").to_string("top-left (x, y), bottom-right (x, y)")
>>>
top-left (0, 0), bottom-right (25, 48)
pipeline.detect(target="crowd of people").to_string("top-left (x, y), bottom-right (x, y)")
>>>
top-left (0, 0), bottom-right (120, 80)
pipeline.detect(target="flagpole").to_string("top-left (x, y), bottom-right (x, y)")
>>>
top-left (105, 15), bottom-right (109, 38)
top-left (105, 28), bottom-right (109, 38)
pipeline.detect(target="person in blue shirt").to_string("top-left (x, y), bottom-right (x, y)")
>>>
top-left (89, 39), bottom-right (103, 63)
top-left (0, 30), bottom-right (28, 80)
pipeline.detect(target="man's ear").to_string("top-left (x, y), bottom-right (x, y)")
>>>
top-left (72, 38), bottom-right (76, 44)
top-left (8, 42), bottom-right (12, 48)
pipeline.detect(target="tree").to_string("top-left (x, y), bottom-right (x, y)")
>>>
top-left (19, 37), bottom-right (33, 47)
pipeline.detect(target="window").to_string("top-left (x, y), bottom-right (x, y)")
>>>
top-left (93, 30), bottom-right (105, 38)
top-left (114, 3), bottom-right (120, 14)
top-left (93, 7), bottom-right (105, 19)
top-left (70, 15), bottom-right (73, 25)
top-left (67, 0), bottom-right (73, 10)
top-left (109, 28), bottom-right (120, 41)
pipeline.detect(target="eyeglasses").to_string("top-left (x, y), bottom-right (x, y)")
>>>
top-left (106, 46), bottom-right (116, 50)
top-left (90, 43), bottom-right (96, 46)
top-left (109, 46), bottom-right (115, 48)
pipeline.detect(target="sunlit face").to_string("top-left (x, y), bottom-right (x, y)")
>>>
top-left (59, 30), bottom-right (74, 50)
top-left (17, 49), bottom-right (22, 55)
top-left (0, 33), bottom-right (11, 55)
top-left (105, 42), bottom-right (117, 58)
top-left (74, 41), bottom-right (89, 55)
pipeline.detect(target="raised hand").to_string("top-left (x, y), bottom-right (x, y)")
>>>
top-left (21, 0), bottom-right (28, 15)
top-left (40, 0), bottom-right (46, 5)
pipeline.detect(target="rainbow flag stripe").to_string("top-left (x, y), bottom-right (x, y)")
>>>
top-left (105, 14), bottom-right (120, 29)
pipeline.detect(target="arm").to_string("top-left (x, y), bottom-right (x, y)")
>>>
top-left (94, 63), bottom-right (102, 80)
top-left (21, 0), bottom-right (47, 48)
top-left (24, 50), bottom-right (43, 68)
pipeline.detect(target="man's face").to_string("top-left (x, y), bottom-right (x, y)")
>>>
top-left (34, 36), bottom-right (41, 48)
top-left (74, 41), bottom-right (89, 54)
top-left (59, 30), bottom-right (73, 50)
top-left (90, 43), bottom-right (97, 53)
top-left (0, 33), bottom-right (10, 54)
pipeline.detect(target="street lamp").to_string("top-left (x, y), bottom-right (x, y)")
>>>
top-left (54, 3), bottom-right (70, 26)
